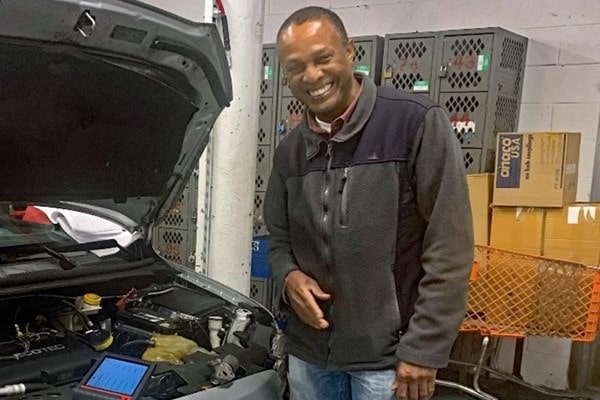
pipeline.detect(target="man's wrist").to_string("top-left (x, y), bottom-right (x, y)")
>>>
top-left (281, 268), bottom-right (300, 304)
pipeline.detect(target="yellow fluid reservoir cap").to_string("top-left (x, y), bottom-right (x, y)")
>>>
top-left (83, 293), bottom-right (101, 306)
top-left (90, 330), bottom-right (113, 351)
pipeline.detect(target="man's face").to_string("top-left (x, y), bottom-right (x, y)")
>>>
top-left (277, 18), bottom-right (358, 123)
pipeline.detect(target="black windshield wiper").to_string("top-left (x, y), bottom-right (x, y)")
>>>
top-left (53, 239), bottom-right (139, 260)
top-left (41, 245), bottom-right (78, 270)
top-left (52, 239), bottom-right (119, 252)
top-left (0, 240), bottom-right (139, 265)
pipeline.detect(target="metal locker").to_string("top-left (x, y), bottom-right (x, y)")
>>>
top-left (462, 148), bottom-right (483, 174)
top-left (381, 32), bottom-right (439, 98)
top-left (438, 33), bottom-right (494, 93)
top-left (258, 45), bottom-right (278, 152)
top-left (255, 145), bottom-right (271, 192)
top-left (352, 35), bottom-right (384, 85)
top-left (253, 192), bottom-right (267, 236)
top-left (253, 224), bottom-right (268, 236)
top-left (155, 227), bottom-right (191, 266)
top-left (162, 187), bottom-right (192, 230)
top-left (439, 92), bottom-right (488, 148)
top-left (435, 28), bottom-right (527, 173)
top-left (276, 96), bottom-right (304, 146)
top-left (279, 68), bottom-right (293, 99)
top-left (253, 45), bottom-right (279, 236)
top-left (249, 278), bottom-right (273, 309)
top-left (258, 98), bottom-right (274, 146)
top-left (253, 223), bottom-right (268, 237)
top-left (381, 28), bottom-right (527, 173)
top-left (260, 46), bottom-right (278, 98)
top-left (152, 175), bottom-right (199, 268)
top-left (493, 95), bottom-right (520, 135)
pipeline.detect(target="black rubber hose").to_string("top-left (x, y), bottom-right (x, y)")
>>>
top-left (24, 383), bottom-right (53, 392)
top-left (119, 339), bottom-right (154, 351)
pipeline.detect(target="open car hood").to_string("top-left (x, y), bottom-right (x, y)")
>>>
top-left (0, 0), bottom-right (232, 232)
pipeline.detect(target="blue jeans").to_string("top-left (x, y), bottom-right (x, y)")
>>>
top-left (288, 355), bottom-right (396, 400)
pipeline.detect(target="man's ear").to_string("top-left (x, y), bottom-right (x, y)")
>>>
top-left (346, 39), bottom-right (356, 62)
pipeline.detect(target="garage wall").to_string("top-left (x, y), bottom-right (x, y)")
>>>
top-left (265, 0), bottom-right (600, 203)
top-left (141, 0), bottom-right (206, 21)
top-left (264, 0), bottom-right (600, 391)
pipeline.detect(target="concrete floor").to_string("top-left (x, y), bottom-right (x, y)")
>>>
top-left (433, 375), bottom-right (574, 400)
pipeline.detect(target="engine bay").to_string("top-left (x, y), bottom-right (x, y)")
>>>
top-left (0, 280), bottom-right (282, 399)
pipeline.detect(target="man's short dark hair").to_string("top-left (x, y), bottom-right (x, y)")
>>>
top-left (276, 6), bottom-right (348, 45)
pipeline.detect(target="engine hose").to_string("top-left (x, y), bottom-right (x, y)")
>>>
top-left (0, 383), bottom-right (53, 396)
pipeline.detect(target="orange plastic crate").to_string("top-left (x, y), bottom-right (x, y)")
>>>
top-left (462, 245), bottom-right (600, 342)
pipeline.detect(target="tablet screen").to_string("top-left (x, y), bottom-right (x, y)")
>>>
top-left (85, 356), bottom-right (150, 396)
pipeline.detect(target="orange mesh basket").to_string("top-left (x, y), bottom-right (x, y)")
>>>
top-left (462, 245), bottom-right (600, 342)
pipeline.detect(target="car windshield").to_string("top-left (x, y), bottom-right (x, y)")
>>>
top-left (0, 202), bottom-right (141, 258)
top-left (0, 203), bottom-right (71, 250)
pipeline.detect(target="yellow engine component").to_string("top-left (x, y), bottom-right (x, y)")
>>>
top-left (83, 293), bottom-right (102, 307)
top-left (142, 333), bottom-right (203, 364)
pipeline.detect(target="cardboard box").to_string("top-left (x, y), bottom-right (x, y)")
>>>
top-left (467, 173), bottom-right (494, 245)
top-left (544, 203), bottom-right (600, 266)
top-left (493, 132), bottom-right (580, 207)
top-left (490, 207), bottom-right (545, 255)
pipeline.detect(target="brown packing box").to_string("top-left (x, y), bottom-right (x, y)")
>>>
top-left (490, 207), bottom-right (545, 255)
top-left (544, 203), bottom-right (600, 266)
top-left (493, 132), bottom-right (580, 207)
top-left (467, 173), bottom-right (494, 245)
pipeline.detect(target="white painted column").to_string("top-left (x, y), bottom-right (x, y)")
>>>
top-left (591, 118), bottom-right (600, 201)
top-left (206, 0), bottom-right (265, 295)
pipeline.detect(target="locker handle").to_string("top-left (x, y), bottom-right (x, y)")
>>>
top-left (383, 64), bottom-right (393, 80)
top-left (438, 64), bottom-right (448, 78)
top-left (276, 119), bottom-right (287, 135)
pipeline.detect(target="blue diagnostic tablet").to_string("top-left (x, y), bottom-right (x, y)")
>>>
top-left (73, 353), bottom-right (154, 400)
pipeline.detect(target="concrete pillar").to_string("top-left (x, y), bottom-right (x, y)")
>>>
top-left (591, 118), bottom-right (600, 201)
top-left (205, 0), bottom-right (265, 295)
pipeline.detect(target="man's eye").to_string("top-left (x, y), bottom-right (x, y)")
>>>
top-left (316, 55), bottom-right (332, 64)
top-left (286, 64), bottom-right (302, 73)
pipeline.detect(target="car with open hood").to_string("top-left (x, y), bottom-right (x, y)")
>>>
top-left (0, 1), bottom-right (285, 399)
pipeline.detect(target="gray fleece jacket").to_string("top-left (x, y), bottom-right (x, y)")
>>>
top-left (264, 75), bottom-right (473, 371)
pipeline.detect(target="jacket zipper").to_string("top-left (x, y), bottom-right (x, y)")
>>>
top-left (322, 141), bottom-right (334, 366)
top-left (338, 167), bottom-right (349, 226)
top-left (321, 142), bottom-right (334, 252)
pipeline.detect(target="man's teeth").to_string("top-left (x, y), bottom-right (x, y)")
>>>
top-left (310, 83), bottom-right (332, 97)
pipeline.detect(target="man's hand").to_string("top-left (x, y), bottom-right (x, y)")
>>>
top-left (285, 270), bottom-right (331, 329)
top-left (391, 361), bottom-right (436, 400)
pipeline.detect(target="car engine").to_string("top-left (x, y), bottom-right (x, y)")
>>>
top-left (0, 281), bottom-right (283, 399)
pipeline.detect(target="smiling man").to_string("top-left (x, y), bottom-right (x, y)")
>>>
top-left (277, 14), bottom-right (359, 124)
top-left (264, 6), bottom-right (474, 400)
